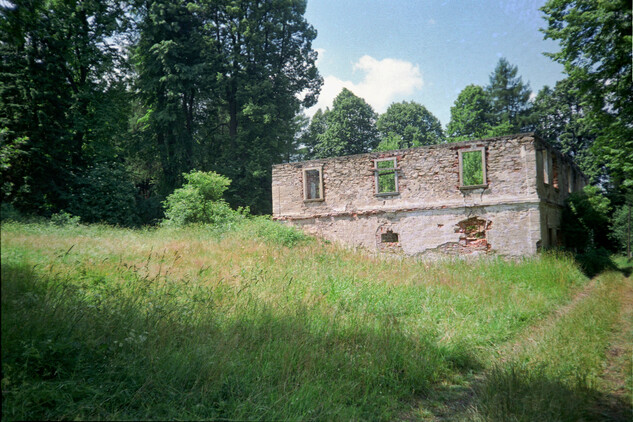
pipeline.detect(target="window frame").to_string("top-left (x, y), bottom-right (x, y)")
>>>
top-left (302, 166), bottom-right (324, 202)
top-left (373, 157), bottom-right (399, 196)
top-left (458, 146), bottom-right (487, 189)
top-left (542, 149), bottom-right (550, 186)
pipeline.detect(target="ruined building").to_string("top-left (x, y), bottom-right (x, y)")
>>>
top-left (272, 133), bottom-right (586, 257)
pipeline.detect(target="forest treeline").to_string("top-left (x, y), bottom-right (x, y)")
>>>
top-left (0, 0), bottom-right (631, 250)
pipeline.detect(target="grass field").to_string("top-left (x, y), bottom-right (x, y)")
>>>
top-left (1, 219), bottom-right (631, 421)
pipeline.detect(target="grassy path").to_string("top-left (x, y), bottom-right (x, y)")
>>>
top-left (408, 271), bottom-right (632, 421)
top-left (594, 278), bottom-right (633, 421)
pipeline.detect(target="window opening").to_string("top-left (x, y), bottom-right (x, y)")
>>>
top-left (303, 167), bottom-right (323, 201)
top-left (552, 155), bottom-right (559, 189)
top-left (374, 158), bottom-right (398, 195)
top-left (381, 231), bottom-right (399, 243)
top-left (542, 149), bottom-right (549, 185)
top-left (568, 167), bottom-right (573, 193)
top-left (459, 147), bottom-right (486, 188)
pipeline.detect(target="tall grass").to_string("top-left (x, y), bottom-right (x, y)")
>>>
top-left (1, 221), bottom-right (591, 420)
top-left (471, 272), bottom-right (631, 421)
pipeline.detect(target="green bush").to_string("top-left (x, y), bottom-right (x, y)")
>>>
top-left (162, 171), bottom-right (247, 226)
top-left (611, 203), bottom-right (632, 255)
top-left (0, 202), bottom-right (22, 221)
top-left (246, 216), bottom-right (311, 247)
top-left (68, 162), bottom-right (139, 226)
top-left (575, 247), bottom-right (616, 278)
top-left (50, 211), bottom-right (81, 227)
top-left (561, 185), bottom-right (612, 251)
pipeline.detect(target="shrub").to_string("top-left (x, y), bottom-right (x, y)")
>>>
top-left (0, 202), bottom-right (22, 221)
top-left (50, 211), bottom-right (81, 226)
top-left (68, 162), bottom-right (139, 226)
top-left (561, 186), bottom-right (611, 251)
top-left (162, 171), bottom-right (247, 226)
top-left (611, 203), bottom-right (632, 255)
top-left (247, 216), bottom-right (311, 247)
top-left (575, 247), bottom-right (616, 278)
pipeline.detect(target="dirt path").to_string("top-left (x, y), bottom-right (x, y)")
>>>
top-left (402, 278), bottom-right (611, 421)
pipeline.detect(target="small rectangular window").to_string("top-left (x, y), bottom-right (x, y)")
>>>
top-left (459, 147), bottom-right (486, 188)
top-left (374, 158), bottom-right (398, 195)
top-left (552, 155), bottom-right (559, 189)
top-left (303, 167), bottom-right (323, 201)
top-left (542, 149), bottom-right (549, 185)
top-left (568, 168), bottom-right (573, 193)
top-left (381, 231), bottom-right (399, 243)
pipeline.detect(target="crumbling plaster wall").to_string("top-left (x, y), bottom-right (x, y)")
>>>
top-left (292, 203), bottom-right (541, 256)
top-left (272, 134), bottom-right (556, 256)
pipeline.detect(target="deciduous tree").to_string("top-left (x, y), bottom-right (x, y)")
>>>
top-left (314, 88), bottom-right (378, 158)
top-left (541, 0), bottom-right (632, 190)
top-left (446, 85), bottom-right (494, 141)
top-left (376, 101), bottom-right (444, 150)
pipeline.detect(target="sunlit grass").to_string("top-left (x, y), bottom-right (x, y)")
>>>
top-left (1, 220), bottom-right (594, 420)
top-left (471, 272), bottom-right (631, 421)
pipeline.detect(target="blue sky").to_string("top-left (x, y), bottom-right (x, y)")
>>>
top-left (303, 0), bottom-right (566, 127)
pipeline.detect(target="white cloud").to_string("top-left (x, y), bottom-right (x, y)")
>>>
top-left (305, 55), bottom-right (423, 117)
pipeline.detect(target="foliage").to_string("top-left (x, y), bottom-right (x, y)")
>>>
top-left (486, 58), bottom-right (532, 133)
top-left (462, 150), bottom-right (484, 186)
top-left (241, 216), bottom-right (312, 247)
top-left (314, 88), bottom-right (379, 158)
top-left (67, 162), bottom-right (139, 227)
top-left (446, 67), bottom-right (530, 142)
top-left (574, 247), bottom-right (617, 278)
top-left (297, 108), bottom-right (329, 160)
top-left (561, 185), bottom-right (612, 252)
top-left (446, 85), bottom-right (494, 141)
top-left (611, 203), bottom-right (632, 255)
top-left (541, 0), bottom-right (633, 189)
top-left (531, 79), bottom-right (602, 182)
top-left (376, 159), bottom-right (397, 193)
top-left (0, 0), bottom-right (130, 215)
top-left (50, 211), bottom-right (81, 227)
top-left (134, 0), bottom-right (322, 213)
top-left (376, 101), bottom-right (445, 149)
top-left (162, 170), bottom-right (246, 226)
top-left (132, 0), bottom-right (208, 194)
top-left (0, 202), bottom-right (22, 221)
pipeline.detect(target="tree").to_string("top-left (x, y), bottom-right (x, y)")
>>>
top-left (314, 88), bottom-right (378, 158)
top-left (200, 0), bottom-right (322, 213)
top-left (376, 101), bottom-right (444, 150)
top-left (541, 0), bottom-right (632, 190)
top-left (0, 0), bottom-right (130, 214)
top-left (561, 185), bottom-right (612, 252)
top-left (298, 108), bottom-right (329, 160)
top-left (611, 202), bottom-right (632, 258)
top-left (486, 58), bottom-right (532, 133)
top-left (531, 79), bottom-right (601, 182)
top-left (133, 0), bottom-right (210, 196)
top-left (446, 85), bottom-right (495, 141)
top-left (133, 0), bottom-right (322, 214)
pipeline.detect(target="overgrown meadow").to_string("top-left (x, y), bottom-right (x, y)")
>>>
top-left (2, 220), bottom-right (631, 421)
